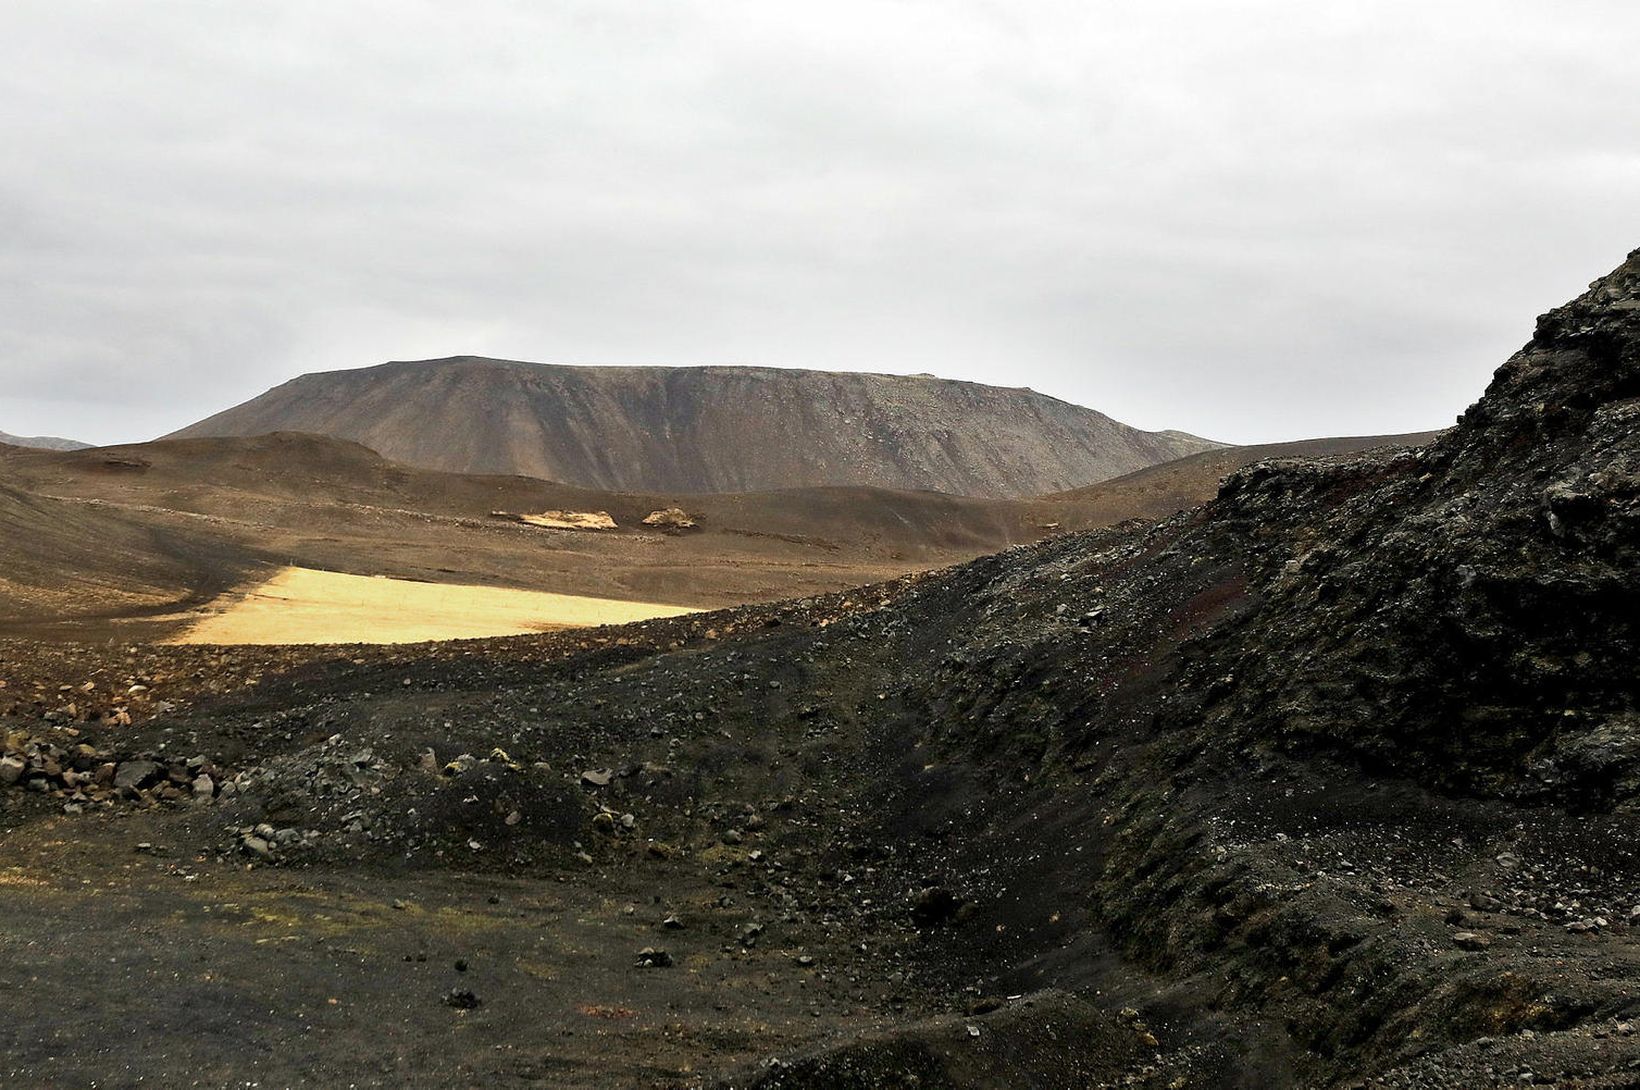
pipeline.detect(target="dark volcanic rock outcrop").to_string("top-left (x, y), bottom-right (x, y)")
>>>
top-left (1182, 250), bottom-right (1640, 803)
top-left (706, 249), bottom-right (1640, 1083)
top-left (167, 358), bottom-right (1219, 496)
top-left (796, 246), bottom-right (1640, 1084)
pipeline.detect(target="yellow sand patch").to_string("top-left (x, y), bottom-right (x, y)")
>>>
top-left (172, 566), bottom-right (697, 645)
top-left (519, 509), bottom-right (617, 531)
top-left (492, 509), bottom-right (618, 530)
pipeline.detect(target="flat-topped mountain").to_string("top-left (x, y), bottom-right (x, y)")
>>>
top-left (167, 358), bottom-right (1219, 496)
top-left (0, 430), bottom-right (90, 451)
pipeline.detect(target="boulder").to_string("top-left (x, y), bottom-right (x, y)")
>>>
top-left (113, 760), bottom-right (160, 791)
top-left (642, 507), bottom-right (699, 533)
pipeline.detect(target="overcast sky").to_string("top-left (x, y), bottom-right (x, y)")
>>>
top-left (3, 1), bottom-right (1637, 446)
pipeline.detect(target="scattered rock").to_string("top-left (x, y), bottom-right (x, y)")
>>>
top-left (635, 947), bottom-right (673, 968)
top-left (910, 886), bottom-right (965, 927)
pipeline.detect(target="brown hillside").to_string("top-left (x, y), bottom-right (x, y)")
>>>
top-left (1033, 430), bottom-right (1444, 529)
top-left (0, 429), bottom-right (1432, 640)
top-left (0, 433), bottom-right (1042, 638)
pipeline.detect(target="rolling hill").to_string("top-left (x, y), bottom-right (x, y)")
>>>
top-left (167, 358), bottom-right (1220, 497)
top-left (0, 428), bottom-right (1432, 641)
top-left (0, 432), bottom-right (1048, 638)
top-left (1033, 430), bottom-right (1446, 529)
top-left (0, 430), bottom-right (90, 451)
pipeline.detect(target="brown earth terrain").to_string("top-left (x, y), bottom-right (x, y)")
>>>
top-left (0, 248), bottom-right (1633, 1088)
top-left (168, 358), bottom-right (1221, 496)
top-left (1034, 431), bottom-right (1446, 532)
top-left (0, 429), bottom-right (1429, 644)
top-left (0, 433), bottom-right (1039, 641)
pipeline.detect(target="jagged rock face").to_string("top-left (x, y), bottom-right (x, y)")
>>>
top-left (1192, 250), bottom-right (1640, 805)
top-left (166, 358), bottom-right (1219, 497)
top-left (778, 249), bottom-right (1640, 1084)
top-left (886, 248), bottom-right (1636, 794)
top-left (885, 252), bottom-right (1639, 810)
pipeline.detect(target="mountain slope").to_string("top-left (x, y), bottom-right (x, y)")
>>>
top-left (0, 430), bottom-right (90, 451)
top-left (1, 431), bottom-right (1039, 551)
top-left (0, 478), bottom-right (256, 630)
top-left (1035, 429), bottom-right (1443, 530)
top-left (168, 358), bottom-right (1219, 496)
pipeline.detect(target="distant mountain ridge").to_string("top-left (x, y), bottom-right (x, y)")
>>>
top-left (0, 430), bottom-right (90, 451)
top-left (167, 357), bottom-right (1221, 497)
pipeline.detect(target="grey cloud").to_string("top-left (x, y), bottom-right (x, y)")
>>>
top-left (3, 0), bottom-right (1638, 446)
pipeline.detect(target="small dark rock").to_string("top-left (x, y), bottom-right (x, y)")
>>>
top-left (910, 886), bottom-right (965, 927)
top-left (443, 989), bottom-right (481, 1009)
top-left (636, 947), bottom-right (673, 968)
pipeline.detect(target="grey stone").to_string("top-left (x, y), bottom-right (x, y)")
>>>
top-left (113, 760), bottom-right (160, 790)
